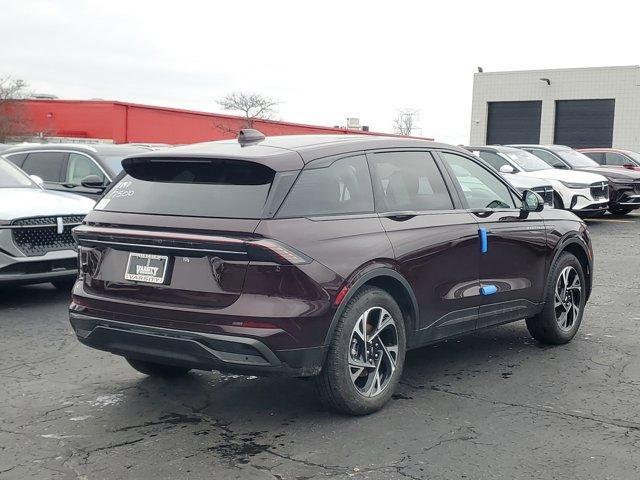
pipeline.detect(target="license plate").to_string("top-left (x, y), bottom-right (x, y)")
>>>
top-left (124, 252), bottom-right (169, 284)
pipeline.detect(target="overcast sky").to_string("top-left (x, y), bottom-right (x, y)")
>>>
top-left (2, 0), bottom-right (637, 144)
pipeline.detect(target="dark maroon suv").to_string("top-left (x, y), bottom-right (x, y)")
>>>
top-left (70, 131), bottom-right (593, 415)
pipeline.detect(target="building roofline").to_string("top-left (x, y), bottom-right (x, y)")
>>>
top-left (18, 99), bottom-right (433, 141)
top-left (474, 65), bottom-right (640, 76)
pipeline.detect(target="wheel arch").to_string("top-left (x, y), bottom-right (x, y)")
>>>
top-left (323, 268), bottom-right (419, 349)
top-left (547, 236), bottom-right (592, 302)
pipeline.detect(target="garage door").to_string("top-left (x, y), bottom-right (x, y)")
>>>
top-left (486, 101), bottom-right (542, 145)
top-left (554, 99), bottom-right (615, 148)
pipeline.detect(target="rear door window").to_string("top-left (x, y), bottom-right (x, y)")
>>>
top-left (604, 152), bottom-right (628, 166)
top-left (100, 159), bottom-right (276, 218)
top-left (367, 151), bottom-right (453, 212)
top-left (21, 152), bottom-right (67, 182)
top-left (277, 155), bottom-right (374, 217)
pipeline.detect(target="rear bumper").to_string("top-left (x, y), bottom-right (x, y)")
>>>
top-left (69, 312), bottom-right (326, 377)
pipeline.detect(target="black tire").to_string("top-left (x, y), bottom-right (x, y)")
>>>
top-left (526, 252), bottom-right (585, 345)
top-left (608, 206), bottom-right (633, 215)
top-left (314, 287), bottom-right (406, 415)
top-left (126, 358), bottom-right (191, 377)
top-left (51, 278), bottom-right (76, 290)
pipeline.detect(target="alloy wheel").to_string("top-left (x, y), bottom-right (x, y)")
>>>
top-left (348, 306), bottom-right (399, 397)
top-left (554, 266), bottom-right (582, 331)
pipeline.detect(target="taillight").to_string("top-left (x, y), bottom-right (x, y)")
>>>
top-left (245, 239), bottom-right (311, 265)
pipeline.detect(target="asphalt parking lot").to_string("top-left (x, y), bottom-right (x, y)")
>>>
top-left (1, 214), bottom-right (640, 480)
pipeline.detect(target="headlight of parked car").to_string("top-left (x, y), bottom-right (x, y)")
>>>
top-left (559, 181), bottom-right (590, 189)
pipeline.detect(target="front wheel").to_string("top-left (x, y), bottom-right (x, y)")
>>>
top-left (315, 287), bottom-right (406, 415)
top-left (608, 206), bottom-right (633, 215)
top-left (526, 252), bottom-right (585, 344)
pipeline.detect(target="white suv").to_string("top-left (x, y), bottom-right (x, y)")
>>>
top-left (466, 146), bottom-right (609, 217)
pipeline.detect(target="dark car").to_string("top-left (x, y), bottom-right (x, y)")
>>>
top-left (511, 145), bottom-right (640, 215)
top-left (70, 131), bottom-right (593, 415)
top-left (578, 148), bottom-right (640, 171)
top-left (2, 143), bottom-right (150, 199)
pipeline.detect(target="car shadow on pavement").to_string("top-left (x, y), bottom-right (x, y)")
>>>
top-left (0, 283), bottom-right (71, 307)
top-left (103, 321), bottom-right (543, 424)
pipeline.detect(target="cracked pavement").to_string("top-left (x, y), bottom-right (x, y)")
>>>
top-left (1, 213), bottom-right (640, 479)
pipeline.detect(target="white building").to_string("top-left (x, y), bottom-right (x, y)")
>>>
top-left (469, 65), bottom-right (640, 151)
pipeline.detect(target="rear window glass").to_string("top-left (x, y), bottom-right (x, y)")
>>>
top-left (277, 155), bottom-right (374, 217)
top-left (97, 159), bottom-right (275, 218)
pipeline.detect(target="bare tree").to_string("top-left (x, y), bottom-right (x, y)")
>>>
top-left (217, 92), bottom-right (279, 121)
top-left (0, 76), bottom-right (29, 142)
top-left (392, 109), bottom-right (419, 136)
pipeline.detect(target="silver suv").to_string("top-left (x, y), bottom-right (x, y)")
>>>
top-left (0, 157), bottom-right (94, 288)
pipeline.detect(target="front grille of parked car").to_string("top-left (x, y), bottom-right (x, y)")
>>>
top-left (634, 182), bottom-right (640, 194)
top-left (532, 186), bottom-right (554, 207)
top-left (590, 182), bottom-right (609, 200)
top-left (11, 215), bottom-right (84, 256)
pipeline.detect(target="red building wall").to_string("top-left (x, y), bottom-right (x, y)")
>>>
top-left (16, 100), bottom-right (428, 144)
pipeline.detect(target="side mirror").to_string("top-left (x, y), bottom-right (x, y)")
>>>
top-left (623, 163), bottom-right (636, 169)
top-left (29, 175), bottom-right (44, 186)
top-left (522, 189), bottom-right (544, 213)
top-left (499, 164), bottom-right (515, 174)
top-left (81, 174), bottom-right (106, 189)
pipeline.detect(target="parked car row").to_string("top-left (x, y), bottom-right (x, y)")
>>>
top-left (464, 144), bottom-right (640, 217)
top-left (512, 145), bottom-right (640, 215)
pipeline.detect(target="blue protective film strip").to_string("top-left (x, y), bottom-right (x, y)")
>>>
top-left (480, 284), bottom-right (498, 296)
top-left (479, 227), bottom-right (488, 254)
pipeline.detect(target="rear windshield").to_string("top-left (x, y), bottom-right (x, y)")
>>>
top-left (97, 159), bottom-right (276, 218)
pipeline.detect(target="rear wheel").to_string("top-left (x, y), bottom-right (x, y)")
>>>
top-left (126, 358), bottom-right (191, 377)
top-left (526, 252), bottom-right (585, 344)
top-left (315, 287), bottom-right (406, 415)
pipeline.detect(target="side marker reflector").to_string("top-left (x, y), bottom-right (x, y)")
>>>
top-left (334, 286), bottom-right (349, 306)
